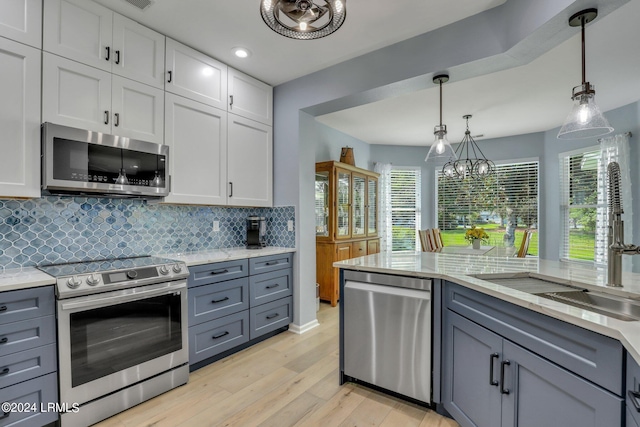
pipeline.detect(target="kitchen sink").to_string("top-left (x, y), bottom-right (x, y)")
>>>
top-left (475, 274), bottom-right (640, 321)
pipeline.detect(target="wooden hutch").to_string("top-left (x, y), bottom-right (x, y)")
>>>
top-left (315, 161), bottom-right (380, 306)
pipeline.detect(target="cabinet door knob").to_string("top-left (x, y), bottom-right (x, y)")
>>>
top-left (500, 360), bottom-right (511, 394)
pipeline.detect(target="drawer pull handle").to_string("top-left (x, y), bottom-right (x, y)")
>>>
top-left (168, 70), bottom-right (172, 83)
top-left (212, 331), bottom-right (229, 340)
top-left (266, 313), bottom-right (279, 319)
top-left (489, 353), bottom-right (499, 386)
top-left (0, 337), bottom-right (7, 345)
top-left (265, 261), bottom-right (278, 266)
top-left (115, 50), bottom-right (121, 64)
top-left (114, 113), bottom-right (120, 127)
top-left (0, 305), bottom-right (6, 312)
top-left (211, 296), bottom-right (230, 304)
top-left (0, 367), bottom-right (8, 376)
top-left (104, 110), bottom-right (109, 125)
top-left (211, 269), bottom-right (229, 275)
top-left (105, 46), bottom-right (110, 61)
top-left (500, 360), bottom-right (510, 395)
top-left (629, 390), bottom-right (640, 412)
top-left (266, 284), bottom-right (280, 289)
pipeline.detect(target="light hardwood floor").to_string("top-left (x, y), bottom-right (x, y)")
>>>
top-left (95, 304), bottom-right (459, 427)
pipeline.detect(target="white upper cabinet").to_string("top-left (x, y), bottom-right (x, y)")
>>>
top-left (111, 75), bottom-right (164, 144)
top-left (228, 68), bottom-right (273, 126)
top-left (227, 114), bottom-right (273, 207)
top-left (44, 0), bottom-right (113, 72)
top-left (44, 0), bottom-right (165, 88)
top-left (164, 93), bottom-right (228, 205)
top-left (0, 37), bottom-right (41, 197)
top-left (165, 38), bottom-right (227, 110)
top-left (43, 53), bottom-right (164, 143)
top-left (112, 14), bottom-right (165, 89)
top-left (0, 0), bottom-right (42, 48)
top-left (43, 53), bottom-right (112, 133)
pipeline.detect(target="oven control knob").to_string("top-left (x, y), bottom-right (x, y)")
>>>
top-left (126, 270), bottom-right (138, 280)
top-left (159, 265), bottom-right (169, 275)
top-left (172, 264), bottom-right (183, 274)
top-left (86, 274), bottom-right (101, 286)
top-left (67, 276), bottom-right (82, 289)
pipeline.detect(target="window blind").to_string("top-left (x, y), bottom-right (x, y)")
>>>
top-left (437, 161), bottom-right (538, 254)
top-left (560, 149), bottom-right (601, 262)
top-left (390, 168), bottom-right (421, 251)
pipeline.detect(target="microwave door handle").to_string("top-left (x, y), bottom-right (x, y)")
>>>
top-left (60, 282), bottom-right (187, 311)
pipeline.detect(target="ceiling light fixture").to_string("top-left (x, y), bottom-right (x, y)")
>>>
top-left (425, 74), bottom-right (456, 166)
top-left (443, 115), bottom-right (495, 180)
top-left (260, 0), bottom-right (346, 40)
top-left (557, 8), bottom-right (613, 140)
top-left (232, 47), bottom-right (251, 58)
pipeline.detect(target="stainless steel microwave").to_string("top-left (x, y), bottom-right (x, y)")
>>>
top-left (41, 123), bottom-right (170, 198)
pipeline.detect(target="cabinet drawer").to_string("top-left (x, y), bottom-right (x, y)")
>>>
top-left (0, 372), bottom-right (58, 427)
top-left (351, 241), bottom-right (367, 258)
top-left (189, 311), bottom-right (249, 364)
top-left (249, 253), bottom-right (292, 275)
top-left (0, 287), bottom-right (54, 325)
top-left (249, 296), bottom-right (292, 340)
top-left (189, 277), bottom-right (249, 325)
top-left (188, 259), bottom-right (248, 288)
top-left (627, 355), bottom-right (640, 425)
top-left (0, 344), bottom-right (57, 389)
top-left (445, 282), bottom-right (623, 395)
top-left (0, 316), bottom-right (56, 358)
top-left (249, 269), bottom-right (292, 307)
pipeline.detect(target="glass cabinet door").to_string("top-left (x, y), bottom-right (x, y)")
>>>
top-left (336, 169), bottom-right (351, 238)
top-left (367, 177), bottom-right (378, 236)
top-left (352, 173), bottom-right (366, 237)
top-left (315, 172), bottom-right (330, 237)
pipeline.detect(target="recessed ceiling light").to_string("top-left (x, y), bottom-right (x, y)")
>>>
top-left (232, 47), bottom-right (251, 59)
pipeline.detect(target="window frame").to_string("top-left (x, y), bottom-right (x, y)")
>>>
top-left (389, 166), bottom-right (422, 251)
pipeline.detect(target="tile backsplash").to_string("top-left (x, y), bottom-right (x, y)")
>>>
top-left (0, 197), bottom-right (295, 269)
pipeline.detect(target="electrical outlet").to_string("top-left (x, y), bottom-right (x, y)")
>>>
top-left (287, 220), bottom-right (294, 231)
top-left (213, 220), bottom-right (220, 232)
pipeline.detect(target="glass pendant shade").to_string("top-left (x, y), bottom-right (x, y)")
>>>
top-left (151, 171), bottom-right (163, 187)
top-left (425, 125), bottom-right (456, 165)
top-left (115, 169), bottom-right (129, 185)
top-left (558, 84), bottom-right (613, 139)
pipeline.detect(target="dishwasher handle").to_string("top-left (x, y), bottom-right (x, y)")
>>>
top-left (344, 280), bottom-right (431, 300)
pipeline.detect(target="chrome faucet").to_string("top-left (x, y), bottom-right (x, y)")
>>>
top-left (607, 162), bottom-right (640, 286)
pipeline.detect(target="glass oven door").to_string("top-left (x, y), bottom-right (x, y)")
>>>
top-left (57, 281), bottom-right (188, 406)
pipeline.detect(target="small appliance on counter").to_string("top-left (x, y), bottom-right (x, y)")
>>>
top-left (246, 216), bottom-right (266, 249)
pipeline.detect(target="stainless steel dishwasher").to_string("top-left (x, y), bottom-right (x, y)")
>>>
top-left (342, 270), bottom-right (432, 403)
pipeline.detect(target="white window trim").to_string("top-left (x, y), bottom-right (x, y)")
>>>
top-left (390, 166), bottom-right (422, 251)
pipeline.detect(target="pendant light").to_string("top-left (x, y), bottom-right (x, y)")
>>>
top-left (115, 149), bottom-right (129, 185)
top-left (443, 115), bottom-right (495, 180)
top-left (261, 0), bottom-right (346, 40)
top-left (425, 74), bottom-right (456, 167)
top-left (557, 8), bottom-right (613, 140)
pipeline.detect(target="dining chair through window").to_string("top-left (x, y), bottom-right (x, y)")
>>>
top-left (517, 229), bottom-right (532, 258)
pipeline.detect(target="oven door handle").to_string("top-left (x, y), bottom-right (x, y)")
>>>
top-left (59, 282), bottom-right (187, 311)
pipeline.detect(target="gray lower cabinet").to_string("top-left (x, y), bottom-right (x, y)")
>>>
top-left (0, 286), bottom-right (58, 427)
top-left (188, 253), bottom-right (294, 367)
top-left (442, 282), bottom-right (624, 427)
top-left (627, 353), bottom-right (640, 426)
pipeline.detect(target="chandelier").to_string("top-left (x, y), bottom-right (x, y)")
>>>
top-left (443, 115), bottom-right (495, 180)
top-left (557, 8), bottom-right (613, 139)
top-left (260, 0), bottom-right (346, 40)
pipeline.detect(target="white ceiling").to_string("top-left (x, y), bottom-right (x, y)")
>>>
top-left (94, 0), bottom-right (506, 86)
top-left (94, 0), bottom-right (640, 145)
top-left (316, 0), bottom-right (640, 144)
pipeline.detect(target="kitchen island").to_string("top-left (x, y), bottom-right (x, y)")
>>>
top-left (335, 251), bottom-right (640, 427)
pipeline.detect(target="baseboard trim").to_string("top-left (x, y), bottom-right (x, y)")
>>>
top-left (288, 319), bottom-right (320, 334)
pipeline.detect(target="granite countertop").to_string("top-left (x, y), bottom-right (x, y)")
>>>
top-left (162, 246), bottom-right (296, 267)
top-left (334, 251), bottom-right (640, 364)
top-left (0, 247), bottom-right (296, 293)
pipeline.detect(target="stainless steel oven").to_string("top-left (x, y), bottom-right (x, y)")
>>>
top-left (38, 256), bottom-right (189, 427)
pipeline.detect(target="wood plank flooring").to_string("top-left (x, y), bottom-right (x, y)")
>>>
top-left (95, 304), bottom-right (459, 427)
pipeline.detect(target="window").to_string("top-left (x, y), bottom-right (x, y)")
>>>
top-left (437, 161), bottom-right (539, 255)
top-left (390, 168), bottom-right (421, 251)
top-left (560, 148), bottom-right (601, 262)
